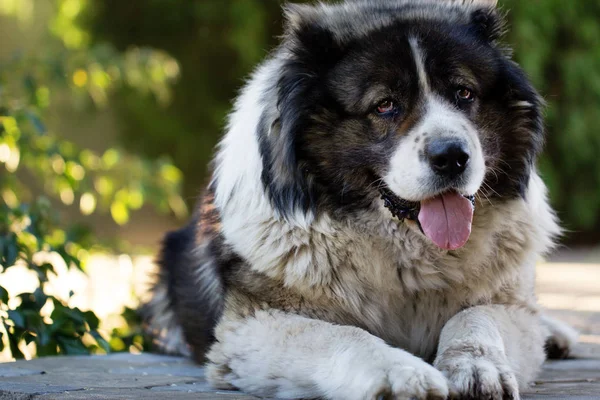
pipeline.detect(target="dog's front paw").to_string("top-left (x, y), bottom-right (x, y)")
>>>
top-left (385, 362), bottom-right (449, 400)
top-left (327, 347), bottom-right (449, 400)
top-left (435, 351), bottom-right (519, 400)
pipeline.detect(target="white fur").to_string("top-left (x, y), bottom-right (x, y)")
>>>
top-left (208, 310), bottom-right (449, 400)
top-left (410, 37), bottom-right (431, 93)
top-left (212, 61), bottom-right (275, 214)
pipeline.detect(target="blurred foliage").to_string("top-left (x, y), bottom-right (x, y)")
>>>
top-left (0, 199), bottom-right (107, 357)
top-left (501, 0), bottom-right (600, 239)
top-left (81, 0), bottom-right (600, 242)
top-left (0, 0), bottom-right (185, 359)
top-left (83, 0), bottom-right (286, 197)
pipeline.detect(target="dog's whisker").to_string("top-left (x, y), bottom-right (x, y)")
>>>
top-left (476, 189), bottom-right (493, 206)
top-left (366, 177), bottom-right (385, 191)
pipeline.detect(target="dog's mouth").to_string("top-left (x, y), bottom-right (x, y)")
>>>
top-left (380, 187), bottom-right (476, 251)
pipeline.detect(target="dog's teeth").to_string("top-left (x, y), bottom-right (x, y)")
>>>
top-left (465, 195), bottom-right (476, 208)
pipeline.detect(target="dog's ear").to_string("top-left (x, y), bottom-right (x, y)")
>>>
top-left (282, 3), bottom-right (319, 33)
top-left (491, 57), bottom-right (545, 198)
top-left (258, 6), bottom-right (343, 220)
top-left (282, 4), bottom-right (344, 70)
top-left (469, 5), bottom-right (505, 43)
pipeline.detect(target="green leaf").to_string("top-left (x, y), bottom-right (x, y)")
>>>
top-left (16, 231), bottom-right (39, 255)
top-left (0, 286), bottom-right (8, 304)
top-left (33, 288), bottom-right (48, 309)
top-left (37, 329), bottom-right (51, 347)
top-left (1, 234), bottom-right (18, 268)
top-left (37, 340), bottom-right (59, 357)
top-left (39, 262), bottom-right (56, 275)
top-left (7, 310), bottom-right (25, 329)
top-left (18, 290), bottom-right (47, 312)
top-left (91, 330), bottom-right (110, 353)
top-left (50, 302), bottom-right (89, 336)
top-left (56, 336), bottom-right (89, 355)
top-left (6, 332), bottom-right (25, 359)
top-left (84, 311), bottom-right (100, 331)
top-left (24, 332), bottom-right (36, 345)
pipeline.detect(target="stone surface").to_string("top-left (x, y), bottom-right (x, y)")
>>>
top-left (0, 348), bottom-right (599, 399)
top-left (0, 353), bottom-right (259, 400)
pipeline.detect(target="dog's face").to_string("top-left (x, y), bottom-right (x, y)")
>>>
top-left (259, 0), bottom-right (543, 248)
top-left (325, 26), bottom-right (491, 202)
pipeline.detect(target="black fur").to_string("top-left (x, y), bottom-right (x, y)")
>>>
top-left (259, 22), bottom-right (345, 218)
top-left (468, 7), bottom-right (506, 42)
top-left (147, 187), bottom-right (244, 362)
top-left (154, 221), bottom-right (221, 361)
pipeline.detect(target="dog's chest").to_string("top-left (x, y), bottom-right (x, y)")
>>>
top-left (371, 290), bottom-right (461, 360)
top-left (307, 218), bottom-right (516, 360)
top-left (335, 241), bottom-right (468, 359)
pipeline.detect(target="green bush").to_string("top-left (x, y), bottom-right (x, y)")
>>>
top-left (0, 0), bottom-right (186, 359)
top-left (502, 0), bottom-right (600, 239)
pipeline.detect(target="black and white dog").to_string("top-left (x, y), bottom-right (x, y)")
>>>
top-left (145, 1), bottom-right (578, 399)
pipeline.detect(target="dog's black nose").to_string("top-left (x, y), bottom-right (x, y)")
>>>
top-left (426, 139), bottom-right (470, 178)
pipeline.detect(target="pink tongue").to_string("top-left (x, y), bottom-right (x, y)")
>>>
top-left (418, 191), bottom-right (474, 250)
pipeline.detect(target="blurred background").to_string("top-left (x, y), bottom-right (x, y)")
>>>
top-left (0, 0), bottom-right (599, 361)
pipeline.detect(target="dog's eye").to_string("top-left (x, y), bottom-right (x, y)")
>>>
top-left (455, 87), bottom-right (475, 103)
top-left (375, 100), bottom-right (397, 116)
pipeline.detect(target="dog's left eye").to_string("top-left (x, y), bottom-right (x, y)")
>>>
top-left (375, 100), bottom-right (398, 116)
top-left (455, 87), bottom-right (475, 103)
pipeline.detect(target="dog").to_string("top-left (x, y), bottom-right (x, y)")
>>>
top-left (144, 1), bottom-right (579, 399)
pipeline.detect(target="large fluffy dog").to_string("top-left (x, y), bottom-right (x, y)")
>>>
top-left (145, 1), bottom-right (579, 399)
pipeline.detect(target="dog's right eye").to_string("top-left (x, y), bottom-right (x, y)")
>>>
top-left (375, 100), bottom-right (398, 116)
top-left (455, 87), bottom-right (476, 104)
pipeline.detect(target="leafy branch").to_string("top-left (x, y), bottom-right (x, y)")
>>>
top-left (0, 0), bottom-right (185, 359)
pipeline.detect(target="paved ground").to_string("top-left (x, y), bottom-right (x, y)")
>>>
top-left (0, 345), bottom-right (598, 400)
top-left (0, 262), bottom-right (599, 399)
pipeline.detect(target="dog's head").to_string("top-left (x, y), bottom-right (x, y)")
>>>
top-left (258, 0), bottom-right (544, 249)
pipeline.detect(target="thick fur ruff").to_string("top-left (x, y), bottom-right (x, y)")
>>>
top-left (144, 1), bottom-right (577, 399)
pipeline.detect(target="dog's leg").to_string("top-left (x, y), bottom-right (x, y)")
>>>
top-left (434, 305), bottom-right (547, 400)
top-left (206, 309), bottom-right (449, 400)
